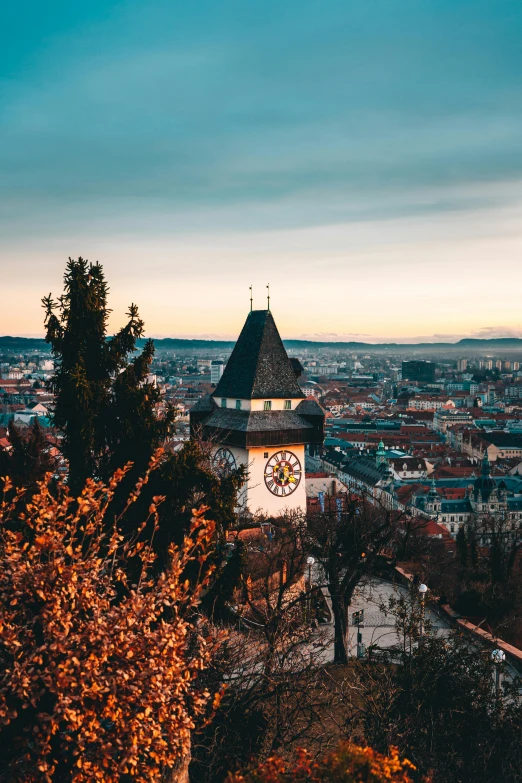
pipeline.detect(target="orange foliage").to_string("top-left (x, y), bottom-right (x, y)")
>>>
top-left (0, 455), bottom-right (217, 782)
top-left (227, 742), bottom-right (425, 783)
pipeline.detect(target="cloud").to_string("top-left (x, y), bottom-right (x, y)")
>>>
top-left (470, 326), bottom-right (522, 339)
top-left (296, 332), bottom-right (372, 340)
top-left (288, 326), bottom-right (522, 345)
top-left (2, 1), bottom-right (522, 338)
top-left (2, 0), bottom-right (522, 231)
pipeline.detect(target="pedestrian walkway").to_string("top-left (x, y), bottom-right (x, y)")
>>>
top-left (314, 573), bottom-right (520, 688)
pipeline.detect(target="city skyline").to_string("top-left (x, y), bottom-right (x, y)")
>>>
top-left (2, 1), bottom-right (522, 339)
top-left (3, 4), bottom-right (522, 776)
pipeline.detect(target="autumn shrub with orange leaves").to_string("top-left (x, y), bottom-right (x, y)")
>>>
top-left (227, 742), bottom-right (427, 783)
top-left (0, 455), bottom-right (220, 782)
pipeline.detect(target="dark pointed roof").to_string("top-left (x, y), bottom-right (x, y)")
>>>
top-left (294, 398), bottom-right (325, 417)
top-left (213, 310), bottom-right (304, 400)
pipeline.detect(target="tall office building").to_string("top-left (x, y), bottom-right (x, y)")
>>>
top-left (210, 360), bottom-right (224, 385)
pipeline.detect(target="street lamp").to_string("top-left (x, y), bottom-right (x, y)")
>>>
top-left (306, 557), bottom-right (315, 624)
top-left (418, 583), bottom-right (428, 639)
top-left (491, 648), bottom-right (506, 697)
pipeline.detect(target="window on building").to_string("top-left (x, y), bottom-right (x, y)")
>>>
top-left (221, 398), bottom-right (227, 408)
top-left (450, 525), bottom-right (455, 533)
top-left (235, 399), bottom-right (241, 410)
top-left (264, 400), bottom-right (272, 411)
top-left (284, 400), bottom-right (291, 410)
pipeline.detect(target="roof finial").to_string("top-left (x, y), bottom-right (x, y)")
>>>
top-left (249, 285), bottom-right (253, 312)
top-left (266, 283), bottom-right (270, 311)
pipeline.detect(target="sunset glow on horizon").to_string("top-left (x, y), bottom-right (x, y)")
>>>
top-left (2, 1), bottom-right (522, 341)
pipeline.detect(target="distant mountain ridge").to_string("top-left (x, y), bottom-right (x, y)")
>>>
top-left (2, 335), bottom-right (522, 352)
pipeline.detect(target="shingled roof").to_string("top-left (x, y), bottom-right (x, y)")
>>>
top-left (342, 456), bottom-right (390, 487)
top-left (213, 310), bottom-right (304, 400)
top-left (202, 408), bottom-right (314, 433)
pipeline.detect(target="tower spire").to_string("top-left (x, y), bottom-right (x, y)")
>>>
top-left (376, 439), bottom-right (387, 467)
top-left (266, 283), bottom-right (270, 311)
top-left (212, 310), bottom-right (303, 399)
top-left (249, 284), bottom-right (253, 312)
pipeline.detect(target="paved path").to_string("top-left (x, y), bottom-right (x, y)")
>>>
top-left (345, 577), bottom-right (450, 656)
top-left (315, 575), bottom-right (450, 659)
top-left (315, 573), bottom-right (520, 687)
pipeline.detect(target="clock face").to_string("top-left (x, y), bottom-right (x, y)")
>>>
top-left (264, 451), bottom-right (302, 496)
top-left (213, 448), bottom-right (237, 477)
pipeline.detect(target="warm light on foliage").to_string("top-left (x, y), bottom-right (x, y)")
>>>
top-left (227, 742), bottom-right (423, 783)
top-left (0, 453), bottom-right (217, 782)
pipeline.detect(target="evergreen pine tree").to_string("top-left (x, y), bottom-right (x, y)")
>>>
top-left (456, 526), bottom-right (468, 568)
top-left (143, 438), bottom-right (245, 573)
top-left (0, 419), bottom-right (56, 496)
top-left (489, 532), bottom-right (505, 584)
top-left (42, 258), bottom-right (174, 493)
top-left (468, 528), bottom-right (479, 569)
top-left (42, 259), bottom-right (244, 586)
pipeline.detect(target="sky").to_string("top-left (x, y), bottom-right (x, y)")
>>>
top-left (1, 0), bottom-right (522, 342)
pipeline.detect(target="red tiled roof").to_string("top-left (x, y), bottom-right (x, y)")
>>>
top-left (439, 487), bottom-right (467, 499)
top-left (0, 378), bottom-right (32, 387)
top-left (420, 520), bottom-right (454, 538)
top-left (434, 467), bottom-right (475, 479)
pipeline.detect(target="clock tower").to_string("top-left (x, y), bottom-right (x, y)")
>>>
top-left (190, 309), bottom-right (325, 516)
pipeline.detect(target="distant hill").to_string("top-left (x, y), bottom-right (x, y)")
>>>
top-left (141, 338), bottom-right (235, 350)
top-left (144, 337), bottom-right (522, 352)
top-left (456, 337), bottom-right (522, 347)
top-left (2, 335), bottom-right (522, 353)
top-left (0, 336), bottom-right (51, 351)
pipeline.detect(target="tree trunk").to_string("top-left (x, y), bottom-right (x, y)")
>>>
top-left (330, 592), bottom-right (350, 664)
top-left (164, 739), bottom-right (192, 783)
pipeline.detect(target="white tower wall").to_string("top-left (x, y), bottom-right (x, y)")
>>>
top-left (214, 444), bottom-right (307, 516)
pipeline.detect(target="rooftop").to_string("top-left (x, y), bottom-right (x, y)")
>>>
top-left (213, 310), bottom-right (304, 400)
